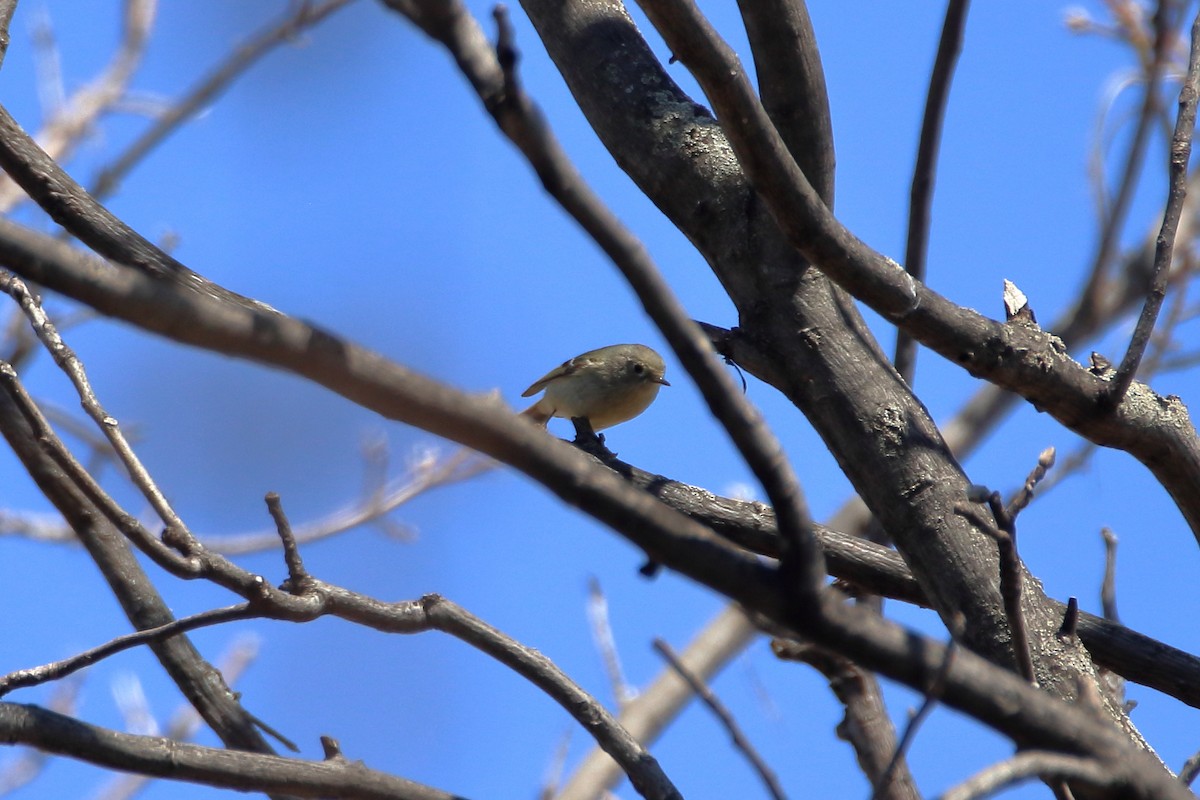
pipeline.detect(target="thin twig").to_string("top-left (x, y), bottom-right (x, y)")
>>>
top-left (0, 445), bottom-right (492, 554)
top-left (587, 577), bottom-right (636, 707)
top-left (90, 0), bottom-right (358, 201)
top-left (1077, 3), bottom-right (1175, 328)
top-left (1005, 446), bottom-right (1055, 519)
top-left (1109, 8), bottom-right (1200, 402)
top-left (1030, 439), bottom-right (1097, 498)
top-left (91, 636), bottom-right (261, 800)
top-left (425, 596), bottom-right (682, 800)
top-left (0, 605), bottom-right (254, 697)
top-left (957, 492), bottom-right (1036, 684)
top-left (1100, 528), bottom-right (1121, 623)
top-left (895, 0), bottom-right (971, 384)
top-left (1180, 747), bottom-right (1200, 787)
top-left (266, 493), bottom-right (308, 587)
top-left (1057, 597), bottom-right (1079, 642)
top-left (653, 639), bottom-right (786, 800)
top-left (0, 0), bottom-right (157, 213)
top-left (0, 271), bottom-right (192, 545)
top-left (874, 634), bottom-right (958, 800)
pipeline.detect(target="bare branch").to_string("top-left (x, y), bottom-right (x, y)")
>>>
top-left (873, 633), bottom-right (958, 800)
top-left (383, 0), bottom-right (826, 606)
top-left (0, 702), bottom-right (462, 800)
top-left (940, 751), bottom-right (1117, 800)
top-left (0, 0), bottom-right (157, 212)
top-left (0, 272), bottom-right (190, 541)
top-left (956, 492), bottom-right (1035, 683)
top-left (1109, 7), bottom-right (1200, 402)
top-left (0, 605), bottom-right (253, 697)
top-left (772, 640), bottom-right (919, 800)
top-left (92, 636), bottom-right (262, 800)
top-left (1005, 446), bottom-right (1056, 519)
top-left (632, 0), bottom-right (1200, 544)
top-left (266, 493), bottom-right (309, 587)
top-left (895, 0), bottom-right (971, 384)
top-left (0, 0), bottom-right (18, 68)
top-left (419, 596), bottom-right (683, 800)
top-left (587, 577), bottom-right (637, 708)
top-left (0, 445), bottom-right (491, 554)
top-left (1101, 527), bottom-right (1121, 623)
top-left (90, 0), bottom-right (359, 201)
top-left (653, 638), bottom-right (786, 800)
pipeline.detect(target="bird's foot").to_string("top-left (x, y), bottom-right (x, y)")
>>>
top-left (571, 417), bottom-right (614, 457)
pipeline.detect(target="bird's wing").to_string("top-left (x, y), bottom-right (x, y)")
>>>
top-left (521, 354), bottom-right (597, 397)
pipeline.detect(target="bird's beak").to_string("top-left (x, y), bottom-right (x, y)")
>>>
top-left (656, 378), bottom-right (671, 386)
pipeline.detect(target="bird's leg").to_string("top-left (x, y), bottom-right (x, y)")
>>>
top-left (570, 416), bottom-right (612, 456)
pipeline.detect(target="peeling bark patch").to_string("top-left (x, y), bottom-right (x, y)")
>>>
top-left (873, 405), bottom-right (908, 456)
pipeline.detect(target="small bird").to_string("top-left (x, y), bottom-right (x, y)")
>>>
top-left (521, 344), bottom-right (670, 431)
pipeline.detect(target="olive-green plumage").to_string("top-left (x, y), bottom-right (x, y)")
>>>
top-left (521, 344), bottom-right (669, 430)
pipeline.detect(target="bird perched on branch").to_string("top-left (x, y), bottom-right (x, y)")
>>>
top-left (520, 344), bottom-right (669, 431)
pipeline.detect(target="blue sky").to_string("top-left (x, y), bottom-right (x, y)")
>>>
top-left (1, 2), bottom-right (1197, 799)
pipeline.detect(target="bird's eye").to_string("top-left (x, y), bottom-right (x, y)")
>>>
top-left (632, 362), bottom-right (645, 374)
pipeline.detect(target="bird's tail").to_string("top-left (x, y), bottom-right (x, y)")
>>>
top-left (520, 401), bottom-right (552, 426)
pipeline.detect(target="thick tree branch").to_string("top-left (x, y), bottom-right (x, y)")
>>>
top-left (588, 447), bottom-right (1200, 710)
top-left (384, 0), bottom-right (826, 605)
top-left (0, 228), bottom-right (1188, 795)
top-left (0, 703), bottom-right (463, 800)
top-left (517, 5), bottom-right (1135, 755)
top-left (735, 0), bottom-right (834, 204)
top-left (0, 6), bottom-right (1186, 795)
top-left (0, 356), bottom-right (287, 770)
top-left (635, 0), bottom-right (1200, 547)
top-left (941, 751), bottom-right (1118, 800)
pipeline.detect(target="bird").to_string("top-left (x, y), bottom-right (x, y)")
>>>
top-left (520, 344), bottom-right (669, 431)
